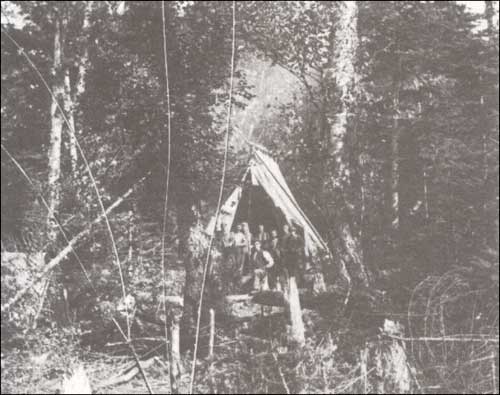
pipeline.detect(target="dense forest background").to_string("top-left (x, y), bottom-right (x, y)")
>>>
top-left (1, 1), bottom-right (499, 394)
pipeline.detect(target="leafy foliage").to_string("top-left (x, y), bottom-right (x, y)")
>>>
top-left (1, 1), bottom-right (498, 393)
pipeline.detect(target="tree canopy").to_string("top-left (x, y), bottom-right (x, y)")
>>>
top-left (1, 2), bottom-right (498, 394)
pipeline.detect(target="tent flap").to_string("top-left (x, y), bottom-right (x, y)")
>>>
top-left (206, 186), bottom-right (242, 235)
top-left (252, 151), bottom-right (327, 254)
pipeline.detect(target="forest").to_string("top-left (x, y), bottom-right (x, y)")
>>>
top-left (1, 1), bottom-right (499, 394)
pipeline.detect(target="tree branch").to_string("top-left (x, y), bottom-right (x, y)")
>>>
top-left (1, 173), bottom-right (150, 313)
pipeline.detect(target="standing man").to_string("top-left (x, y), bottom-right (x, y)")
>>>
top-left (287, 225), bottom-right (304, 282)
top-left (280, 224), bottom-right (291, 265)
top-left (233, 223), bottom-right (248, 277)
top-left (241, 222), bottom-right (252, 273)
top-left (268, 229), bottom-right (282, 291)
top-left (255, 224), bottom-right (269, 248)
top-left (282, 224), bottom-right (303, 277)
top-left (280, 224), bottom-right (290, 245)
top-left (220, 222), bottom-right (236, 281)
top-left (251, 240), bottom-right (274, 291)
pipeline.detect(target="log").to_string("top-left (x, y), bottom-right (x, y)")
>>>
top-left (105, 337), bottom-right (166, 347)
top-left (227, 282), bottom-right (305, 346)
top-left (95, 357), bottom-right (157, 389)
top-left (238, 334), bottom-right (273, 345)
top-left (225, 294), bottom-right (253, 303)
top-left (1, 174), bottom-right (149, 312)
top-left (224, 291), bottom-right (287, 307)
top-left (253, 290), bottom-right (287, 307)
top-left (224, 289), bottom-right (347, 314)
top-left (386, 335), bottom-right (499, 343)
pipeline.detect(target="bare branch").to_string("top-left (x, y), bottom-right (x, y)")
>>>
top-left (1, 173), bottom-right (150, 313)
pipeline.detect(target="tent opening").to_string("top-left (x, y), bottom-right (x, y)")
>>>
top-left (205, 149), bottom-right (328, 256)
top-left (231, 175), bottom-right (287, 235)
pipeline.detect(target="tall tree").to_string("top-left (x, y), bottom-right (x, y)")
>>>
top-left (327, 1), bottom-right (370, 287)
top-left (97, 1), bottom-right (252, 348)
top-left (47, 11), bottom-right (65, 243)
top-left (239, 1), bottom-right (368, 288)
top-left (65, 1), bottom-right (94, 173)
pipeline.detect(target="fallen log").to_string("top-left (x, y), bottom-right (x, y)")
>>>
top-left (224, 290), bottom-right (339, 310)
top-left (225, 291), bottom-right (286, 307)
top-left (252, 290), bottom-right (287, 307)
top-left (385, 335), bottom-right (500, 343)
top-left (225, 294), bottom-right (253, 303)
top-left (1, 174), bottom-right (149, 312)
top-left (238, 334), bottom-right (274, 345)
top-left (95, 357), bottom-right (157, 390)
top-left (105, 337), bottom-right (166, 347)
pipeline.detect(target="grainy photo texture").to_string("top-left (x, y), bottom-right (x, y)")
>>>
top-left (1, 1), bottom-right (499, 394)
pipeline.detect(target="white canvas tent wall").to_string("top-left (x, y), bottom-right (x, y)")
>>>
top-left (206, 149), bottom-right (328, 256)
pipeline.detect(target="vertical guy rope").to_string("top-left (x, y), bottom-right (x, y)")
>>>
top-left (188, 2), bottom-right (237, 393)
top-left (160, 1), bottom-right (175, 392)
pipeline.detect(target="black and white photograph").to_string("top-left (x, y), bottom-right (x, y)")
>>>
top-left (1, 1), bottom-right (499, 393)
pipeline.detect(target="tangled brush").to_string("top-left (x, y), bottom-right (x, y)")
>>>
top-left (407, 255), bottom-right (499, 393)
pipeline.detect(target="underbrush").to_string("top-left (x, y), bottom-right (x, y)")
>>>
top-left (192, 310), bottom-right (379, 394)
top-left (2, 260), bottom-right (498, 394)
top-left (1, 327), bottom-right (82, 394)
top-left (0, 311), bottom-right (366, 394)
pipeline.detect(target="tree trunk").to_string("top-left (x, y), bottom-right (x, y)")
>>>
top-left (481, 2), bottom-right (496, 244)
top-left (327, 1), bottom-right (370, 287)
top-left (178, 201), bottom-right (209, 353)
top-left (169, 307), bottom-right (182, 393)
top-left (2, 174), bottom-right (148, 313)
top-left (391, 75), bottom-right (401, 231)
top-left (329, 1), bottom-right (358, 183)
top-left (48, 13), bottom-right (71, 327)
top-left (76, 1), bottom-right (93, 100)
top-left (485, 1), bottom-right (495, 39)
top-left (63, 69), bottom-right (78, 171)
top-left (68, 1), bottom-right (94, 174)
top-left (47, 17), bottom-right (64, 243)
top-left (284, 275), bottom-right (305, 345)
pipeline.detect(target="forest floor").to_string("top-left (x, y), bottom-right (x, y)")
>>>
top-left (2, 303), bottom-right (498, 394)
top-left (1, 344), bottom-right (183, 394)
top-left (1, 307), bottom-right (365, 394)
top-left (2, 267), bottom-right (498, 394)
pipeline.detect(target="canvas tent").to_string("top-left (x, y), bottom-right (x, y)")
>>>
top-left (206, 149), bottom-right (328, 256)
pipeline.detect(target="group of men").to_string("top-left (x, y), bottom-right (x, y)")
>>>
top-left (220, 221), bottom-right (304, 292)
